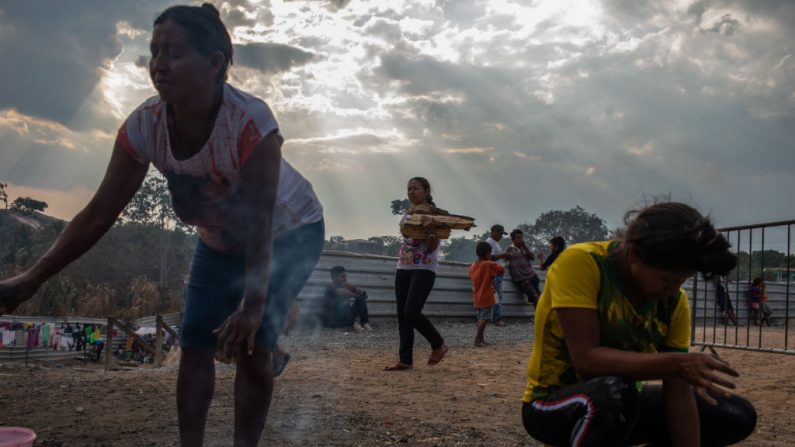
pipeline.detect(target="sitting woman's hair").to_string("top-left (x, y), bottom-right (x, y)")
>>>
top-left (154, 3), bottom-right (234, 83)
top-left (622, 202), bottom-right (736, 278)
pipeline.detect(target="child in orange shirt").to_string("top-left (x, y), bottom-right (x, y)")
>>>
top-left (469, 242), bottom-right (505, 347)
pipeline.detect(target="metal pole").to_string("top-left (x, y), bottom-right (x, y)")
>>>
top-left (105, 318), bottom-right (114, 371)
top-left (786, 224), bottom-right (791, 351)
top-left (155, 315), bottom-right (164, 367)
top-left (759, 227), bottom-right (765, 348)
top-left (746, 228), bottom-right (752, 346)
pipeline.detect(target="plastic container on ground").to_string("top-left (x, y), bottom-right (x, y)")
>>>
top-left (0, 427), bottom-right (36, 447)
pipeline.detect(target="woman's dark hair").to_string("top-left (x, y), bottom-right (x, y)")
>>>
top-left (752, 277), bottom-right (762, 286)
top-left (154, 3), bottom-right (233, 83)
top-left (409, 176), bottom-right (435, 206)
top-left (622, 202), bottom-right (736, 278)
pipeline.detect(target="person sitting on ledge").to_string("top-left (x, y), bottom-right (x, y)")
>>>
top-left (322, 266), bottom-right (372, 332)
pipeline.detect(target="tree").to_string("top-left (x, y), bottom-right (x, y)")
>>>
top-left (11, 196), bottom-right (48, 215)
top-left (391, 198), bottom-right (411, 215)
top-left (118, 173), bottom-right (193, 300)
top-left (443, 234), bottom-right (482, 263)
top-left (120, 174), bottom-right (184, 230)
top-left (525, 206), bottom-right (608, 251)
top-left (734, 250), bottom-right (795, 282)
top-left (128, 275), bottom-right (161, 319)
top-left (327, 236), bottom-right (345, 250)
top-left (380, 235), bottom-right (403, 257)
top-left (0, 182), bottom-right (8, 209)
top-left (78, 283), bottom-right (116, 318)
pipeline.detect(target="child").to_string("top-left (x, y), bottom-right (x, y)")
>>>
top-left (749, 277), bottom-right (763, 325)
top-left (759, 278), bottom-right (773, 326)
top-left (468, 242), bottom-right (504, 347)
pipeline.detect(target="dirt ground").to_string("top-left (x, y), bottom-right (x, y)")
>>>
top-left (1, 323), bottom-right (794, 446)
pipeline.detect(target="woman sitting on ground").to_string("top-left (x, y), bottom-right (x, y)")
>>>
top-left (521, 202), bottom-right (756, 446)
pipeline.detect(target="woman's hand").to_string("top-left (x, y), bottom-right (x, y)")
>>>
top-left (676, 352), bottom-right (739, 404)
top-left (213, 306), bottom-right (265, 362)
top-left (0, 274), bottom-right (42, 314)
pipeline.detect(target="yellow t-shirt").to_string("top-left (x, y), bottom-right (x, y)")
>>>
top-left (522, 241), bottom-right (691, 403)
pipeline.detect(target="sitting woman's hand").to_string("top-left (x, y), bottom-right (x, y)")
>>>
top-left (677, 352), bottom-right (739, 404)
top-left (213, 306), bottom-right (265, 362)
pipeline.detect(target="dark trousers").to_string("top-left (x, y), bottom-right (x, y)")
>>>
top-left (515, 276), bottom-right (541, 305)
top-left (522, 375), bottom-right (757, 446)
top-left (394, 269), bottom-right (444, 365)
top-left (351, 296), bottom-right (369, 324)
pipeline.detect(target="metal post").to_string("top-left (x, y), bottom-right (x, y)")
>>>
top-left (155, 315), bottom-right (164, 367)
top-left (105, 318), bottom-right (114, 371)
top-left (691, 273), bottom-right (698, 347)
top-left (746, 228), bottom-right (752, 346)
top-left (759, 227), bottom-right (765, 348)
top-left (786, 224), bottom-right (791, 351)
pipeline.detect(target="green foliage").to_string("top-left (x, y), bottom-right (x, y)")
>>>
top-left (0, 199), bottom-right (195, 316)
top-left (120, 173), bottom-right (191, 233)
top-left (522, 206), bottom-right (608, 251)
top-left (733, 250), bottom-right (795, 282)
top-left (11, 196), bottom-right (48, 215)
top-left (16, 274), bottom-right (79, 316)
top-left (390, 198), bottom-right (411, 215)
top-left (442, 234), bottom-right (481, 263)
top-left (379, 235), bottom-right (403, 257)
top-left (327, 236), bottom-right (345, 250)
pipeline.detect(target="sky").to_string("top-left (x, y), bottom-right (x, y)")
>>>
top-left (0, 0), bottom-right (793, 240)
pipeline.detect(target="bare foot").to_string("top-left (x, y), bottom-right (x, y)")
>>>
top-left (384, 362), bottom-right (412, 371)
top-left (474, 340), bottom-right (487, 347)
top-left (428, 343), bottom-right (449, 366)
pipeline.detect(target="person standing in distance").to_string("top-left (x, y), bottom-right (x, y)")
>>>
top-left (385, 177), bottom-right (448, 371)
top-left (485, 224), bottom-right (510, 326)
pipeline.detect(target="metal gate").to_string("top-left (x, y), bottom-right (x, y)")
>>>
top-left (690, 219), bottom-right (794, 354)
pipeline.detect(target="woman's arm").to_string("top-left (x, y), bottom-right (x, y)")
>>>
top-left (420, 215), bottom-right (441, 251)
top-left (333, 287), bottom-right (364, 298)
top-left (0, 139), bottom-right (149, 313)
top-left (557, 308), bottom-right (738, 395)
top-left (214, 131), bottom-right (281, 360)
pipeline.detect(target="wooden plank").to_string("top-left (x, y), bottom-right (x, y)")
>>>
top-left (154, 315), bottom-right (164, 367)
top-left (105, 317), bottom-right (114, 371)
top-left (110, 318), bottom-right (156, 356)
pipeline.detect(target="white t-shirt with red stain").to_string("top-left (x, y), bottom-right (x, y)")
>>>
top-left (118, 83), bottom-right (323, 252)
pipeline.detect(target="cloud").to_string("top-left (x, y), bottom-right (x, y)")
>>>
top-left (441, 147), bottom-right (494, 154)
top-left (0, 109), bottom-right (115, 190)
top-left (1, 0), bottom-right (793, 237)
top-left (234, 42), bottom-right (316, 73)
top-left (0, 1), bottom-right (162, 131)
